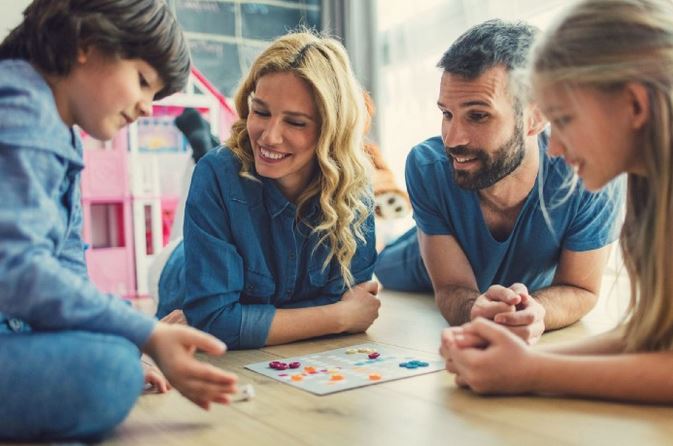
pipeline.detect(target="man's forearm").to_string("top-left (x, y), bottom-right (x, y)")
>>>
top-left (532, 285), bottom-right (598, 330)
top-left (435, 286), bottom-right (480, 326)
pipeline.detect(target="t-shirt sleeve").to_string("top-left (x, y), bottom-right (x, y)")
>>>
top-left (563, 175), bottom-right (626, 251)
top-left (405, 147), bottom-right (453, 236)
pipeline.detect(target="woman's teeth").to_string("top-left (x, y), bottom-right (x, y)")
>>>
top-left (261, 147), bottom-right (289, 160)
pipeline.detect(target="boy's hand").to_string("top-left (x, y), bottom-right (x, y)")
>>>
top-left (143, 322), bottom-right (238, 409)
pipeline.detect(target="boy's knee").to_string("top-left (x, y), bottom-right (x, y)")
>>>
top-left (72, 339), bottom-right (144, 439)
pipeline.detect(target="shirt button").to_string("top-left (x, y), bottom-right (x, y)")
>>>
top-left (8, 318), bottom-right (24, 332)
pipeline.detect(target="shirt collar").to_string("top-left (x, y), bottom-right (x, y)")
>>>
top-left (261, 176), bottom-right (321, 221)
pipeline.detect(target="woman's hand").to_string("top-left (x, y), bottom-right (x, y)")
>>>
top-left (337, 280), bottom-right (381, 333)
top-left (440, 318), bottom-right (538, 395)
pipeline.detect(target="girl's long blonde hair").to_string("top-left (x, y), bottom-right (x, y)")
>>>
top-left (532, 0), bottom-right (673, 351)
top-left (226, 31), bottom-right (372, 287)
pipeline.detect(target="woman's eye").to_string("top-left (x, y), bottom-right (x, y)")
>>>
top-left (252, 109), bottom-right (270, 117)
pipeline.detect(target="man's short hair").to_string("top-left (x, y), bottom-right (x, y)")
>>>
top-left (437, 19), bottom-right (538, 104)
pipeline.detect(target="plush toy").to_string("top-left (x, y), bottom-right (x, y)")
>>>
top-left (363, 93), bottom-right (411, 221)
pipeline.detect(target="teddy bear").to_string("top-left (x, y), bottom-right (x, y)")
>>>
top-left (362, 93), bottom-right (412, 221)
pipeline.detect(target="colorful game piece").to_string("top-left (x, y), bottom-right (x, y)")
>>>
top-left (368, 352), bottom-right (380, 359)
top-left (289, 361), bottom-right (301, 369)
top-left (346, 349), bottom-right (358, 354)
top-left (399, 360), bottom-right (429, 369)
top-left (304, 366), bottom-right (317, 374)
top-left (330, 373), bottom-right (344, 381)
top-left (368, 373), bottom-right (382, 381)
top-left (291, 374), bottom-right (303, 381)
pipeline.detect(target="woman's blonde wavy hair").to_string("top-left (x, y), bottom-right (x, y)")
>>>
top-left (226, 31), bottom-right (372, 287)
top-left (531, 0), bottom-right (673, 352)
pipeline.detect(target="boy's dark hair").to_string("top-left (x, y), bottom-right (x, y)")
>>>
top-left (0, 0), bottom-right (190, 99)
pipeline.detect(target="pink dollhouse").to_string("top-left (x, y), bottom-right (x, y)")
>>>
top-left (80, 68), bottom-right (236, 298)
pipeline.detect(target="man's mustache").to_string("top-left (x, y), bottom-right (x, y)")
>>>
top-left (446, 145), bottom-right (484, 159)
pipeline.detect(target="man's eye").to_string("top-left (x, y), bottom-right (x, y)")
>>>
top-left (469, 112), bottom-right (489, 122)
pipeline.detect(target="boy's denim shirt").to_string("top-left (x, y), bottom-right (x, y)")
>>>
top-left (158, 148), bottom-right (377, 349)
top-left (0, 60), bottom-right (155, 345)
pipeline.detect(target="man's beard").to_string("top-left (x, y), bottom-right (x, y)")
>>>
top-left (447, 120), bottom-right (526, 190)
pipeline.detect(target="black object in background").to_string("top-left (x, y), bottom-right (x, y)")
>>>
top-left (174, 108), bottom-right (220, 164)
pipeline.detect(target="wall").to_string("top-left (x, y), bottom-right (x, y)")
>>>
top-left (0, 1), bottom-right (29, 40)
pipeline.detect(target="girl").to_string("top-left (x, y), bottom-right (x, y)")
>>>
top-left (0, 0), bottom-right (237, 441)
top-left (440, 0), bottom-right (673, 403)
top-left (155, 31), bottom-right (380, 349)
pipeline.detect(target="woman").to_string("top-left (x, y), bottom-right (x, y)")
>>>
top-left (156, 31), bottom-right (380, 349)
top-left (441, 0), bottom-right (673, 403)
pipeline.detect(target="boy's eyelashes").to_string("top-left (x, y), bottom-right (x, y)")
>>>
top-left (139, 72), bottom-right (149, 88)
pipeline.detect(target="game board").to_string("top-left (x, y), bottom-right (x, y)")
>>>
top-left (245, 343), bottom-right (445, 395)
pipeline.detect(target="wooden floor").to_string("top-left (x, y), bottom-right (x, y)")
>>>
top-left (110, 269), bottom-right (672, 446)
top-left (6, 266), bottom-right (673, 445)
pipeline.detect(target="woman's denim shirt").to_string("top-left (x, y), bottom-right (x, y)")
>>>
top-left (159, 148), bottom-right (377, 349)
top-left (0, 60), bottom-right (155, 345)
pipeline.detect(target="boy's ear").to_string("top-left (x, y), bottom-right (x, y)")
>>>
top-left (76, 46), bottom-right (93, 64)
top-left (524, 102), bottom-right (548, 136)
top-left (625, 82), bottom-right (650, 131)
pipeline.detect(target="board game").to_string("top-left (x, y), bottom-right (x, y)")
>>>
top-left (245, 343), bottom-right (445, 395)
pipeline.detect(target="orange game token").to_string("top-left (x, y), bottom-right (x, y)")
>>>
top-left (368, 373), bottom-right (382, 381)
top-left (291, 374), bottom-right (303, 381)
top-left (330, 373), bottom-right (344, 381)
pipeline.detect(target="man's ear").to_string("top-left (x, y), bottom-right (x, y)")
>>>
top-left (524, 102), bottom-right (547, 136)
top-left (625, 82), bottom-right (650, 131)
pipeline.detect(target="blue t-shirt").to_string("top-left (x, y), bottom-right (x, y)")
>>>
top-left (406, 135), bottom-right (623, 293)
top-left (158, 148), bottom-right (377, 349)
top-left (0, 60), bottom-right (155, 344)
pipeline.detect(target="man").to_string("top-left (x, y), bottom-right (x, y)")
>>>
top-left (375, 20), bottom-right (623, 344)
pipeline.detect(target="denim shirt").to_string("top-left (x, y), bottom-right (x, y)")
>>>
top-left (0, 60), bottom-right (155, 346)
top-left (159, 148), bottom-right (377, 349)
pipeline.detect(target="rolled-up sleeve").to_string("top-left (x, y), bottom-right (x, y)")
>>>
top-left (183, 157), bottom-right (276, 349)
